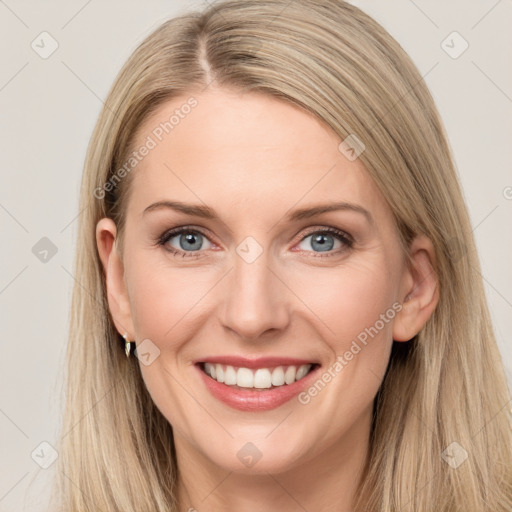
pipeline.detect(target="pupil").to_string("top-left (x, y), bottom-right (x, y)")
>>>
top-left (312, 233), bottom-right (334, 252)
top-left (181, 233), bottom-right (201, 250)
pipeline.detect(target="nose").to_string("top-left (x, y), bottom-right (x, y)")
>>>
top-left (219, 247), bottom-right (290, 341)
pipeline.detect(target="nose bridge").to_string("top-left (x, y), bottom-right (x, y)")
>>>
top-left (220, 238), bottom-right (289, 339)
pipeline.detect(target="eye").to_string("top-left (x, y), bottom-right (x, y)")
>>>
top-left (295, 227), bottom-right (353, 256)
top-left (158, 227), bottom-right (213, 258)
top-left (157, 225), bottom-right (353, 259)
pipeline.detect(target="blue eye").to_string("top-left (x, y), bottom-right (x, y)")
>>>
top-left (157, 226), bottom-right (353, 258)
top-left (296, 228), bottom-right (353, 256)
top-left (159, 227), bottom-right (213, 258)
top-left (300, 232), bottom-right (339, 252)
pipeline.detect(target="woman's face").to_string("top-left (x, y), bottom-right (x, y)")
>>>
top-left (97, 88), bottom-right (433, 475)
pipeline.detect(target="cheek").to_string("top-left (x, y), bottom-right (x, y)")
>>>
top-left (288, 257), bottom-right (399, 392)
top-left (293, 259), bottom-right (397, 338)
top-left (289, 261), bottom-right (398, 438)
top-left (126, 256), bottom-right (213, 343)
top-left (124, 256), bottom-right (216, 432)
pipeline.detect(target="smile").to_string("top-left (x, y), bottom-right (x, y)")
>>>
top-left (201, 362), bottom-right (316, 389)
top-left (195, 359), bottom-right (322, 411)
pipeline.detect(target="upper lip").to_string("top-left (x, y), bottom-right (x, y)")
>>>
top-left (195, 355), bottom-right (320, 369)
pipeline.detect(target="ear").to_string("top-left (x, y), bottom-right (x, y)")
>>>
top-left (393, 234), bottom-right (439, 342)
top-left (96, 218), bottom-right (135, 340)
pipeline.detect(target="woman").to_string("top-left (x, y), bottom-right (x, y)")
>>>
top-left (51, 0), bottom-right (512, 510)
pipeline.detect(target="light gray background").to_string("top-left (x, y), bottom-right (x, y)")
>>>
top-left (0, 1), bottom-right (511, 510)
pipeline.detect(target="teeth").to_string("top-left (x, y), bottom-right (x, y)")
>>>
top-left (295, 364), bottom-right (309, 380)
top-left (237, 368), bottom-right (254, 388)
top-left (254, 368), bottom-right (272, 389)
top-left (284, 365), bottom-right (296, 384)
top-left (224, 365), bottom-right (237, 385)
top-left (216, 364), bottom-right (224, 382)
top-left (203, 363), bottom-right (314, 389)
top-left (271, 366), bottom-right (285, 386)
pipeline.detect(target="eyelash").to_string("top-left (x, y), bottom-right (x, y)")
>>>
top-left (156, 225), bottom-right (354, 259)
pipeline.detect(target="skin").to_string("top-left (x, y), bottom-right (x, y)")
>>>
top-left (96, 88), bottom-right (439, 512)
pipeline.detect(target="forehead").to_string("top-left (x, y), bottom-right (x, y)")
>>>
top-left (127, 88), bottom-right (387, 222)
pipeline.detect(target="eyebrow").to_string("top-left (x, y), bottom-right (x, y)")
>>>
top-left (143, 200), bottom-right (373, 225)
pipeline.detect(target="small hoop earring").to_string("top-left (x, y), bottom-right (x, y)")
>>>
top-left (122, 333), bottom-right (134, 358)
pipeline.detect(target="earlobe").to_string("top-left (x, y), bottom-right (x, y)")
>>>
top-left (392, 235), bottom-right (439, 342)
top-left (95, 218), bottom-right (135, 340)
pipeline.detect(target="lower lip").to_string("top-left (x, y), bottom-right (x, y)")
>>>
top-left (195, 363), bottom-right (320, 411)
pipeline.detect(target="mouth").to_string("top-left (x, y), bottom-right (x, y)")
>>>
top-left (193, 355), bottom-right (323, 411)
top-left (197, 361), bottom-right (320, 390)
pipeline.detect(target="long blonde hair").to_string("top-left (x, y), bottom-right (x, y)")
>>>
top-left (51, 1), bottom-right (512, 510)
